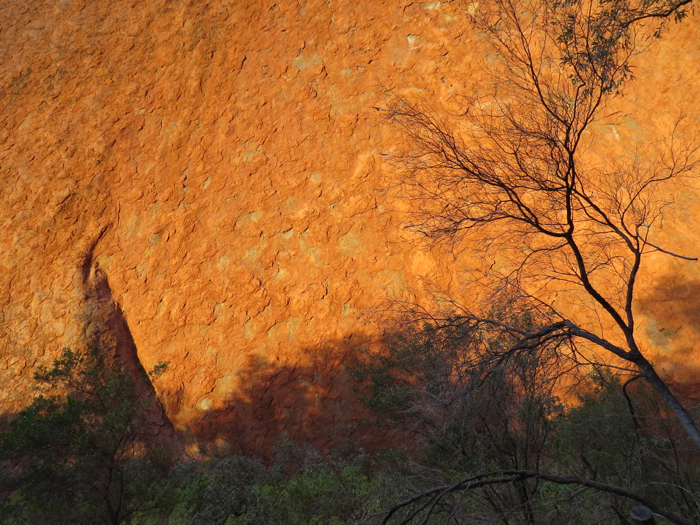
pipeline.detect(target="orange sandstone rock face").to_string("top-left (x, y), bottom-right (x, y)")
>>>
top-left (1, 0), bottom-right (699, 454)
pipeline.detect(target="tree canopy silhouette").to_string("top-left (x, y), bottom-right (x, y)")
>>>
top-left (388, 0), bottom-right (700, 447)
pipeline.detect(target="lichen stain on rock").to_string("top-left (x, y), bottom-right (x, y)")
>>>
top-left (1, 0), bottom-right (699, 453)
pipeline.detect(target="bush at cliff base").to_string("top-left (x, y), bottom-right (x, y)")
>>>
top-left (0, 346), bottom-right (177, 525)
top-left (2, 338), bottom-right (700, 524)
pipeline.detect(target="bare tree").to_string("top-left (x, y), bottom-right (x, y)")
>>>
top-left (374, 470), bottom-right (695, 525)
top-left (387, 0), bottom-right (700, 450)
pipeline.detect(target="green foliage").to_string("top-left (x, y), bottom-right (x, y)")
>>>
top-left (3, 338), bottom-right (699, 524)
top-left (352, 323), bottom-right (700, 523)
top-left (3, 330), bottom-right (699, 524)
top-left (555, 0), bottom-right (694, 94)
top-left (133, 444), bottom-right (399, 525)
top-left (0, 346), bottom-right (176, 525)
top-left (555, 372), bottom-right (700, 522)
top-left (0, 347), bottom-right (402, 525)
top-left (281, 452), bottom-right (386, 524)
top-left (188, 455), bottom-right (282, 525)
top-left (352, 321), bottom-right (565, 475)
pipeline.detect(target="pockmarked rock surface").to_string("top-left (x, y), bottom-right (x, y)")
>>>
top-left (1, 0), bottom-right (699, 454)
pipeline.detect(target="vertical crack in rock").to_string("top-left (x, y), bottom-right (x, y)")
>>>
top-left (81, 229), bottom-right (184, 453)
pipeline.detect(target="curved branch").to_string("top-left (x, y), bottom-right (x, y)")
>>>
top-left (645, 241), bottom-right (698, 261)
top-left (378, 470), bottom-right (695, 525)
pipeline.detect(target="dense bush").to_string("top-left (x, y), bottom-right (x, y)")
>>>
top-left (0, 345), bottom-right (399, 525)
top-left (351, 324), bottom-right (700, 524)
top-left (0, 347), bottom-right (176, 525)
top-left (2, 336), bottom-right (699, 524)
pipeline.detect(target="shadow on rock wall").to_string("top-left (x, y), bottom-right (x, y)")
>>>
top-left (637, 269), bottom-right (700, 402)
top-left (183, 334), bottom-right (406, 459)
top-left (82, 248), bottom-right (184, 452)
top-left (0, 413), bottom-right (13, 434)
top-left (0, 252), bottom-right (186, 449)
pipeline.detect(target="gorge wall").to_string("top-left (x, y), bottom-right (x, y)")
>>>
top-left (2, 0), bottom-right (700, 455)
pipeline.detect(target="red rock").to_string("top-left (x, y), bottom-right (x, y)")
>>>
top-left (1, 0), bottom-right (699, 455)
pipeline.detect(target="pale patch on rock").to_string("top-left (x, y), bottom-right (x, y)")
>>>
top-left (338, 230), bottom-right (365, 256)
top-left (243, 318), bottom-right (260, 340)
top-left (216, 255), bottom-right (230, 270)
top-left (242, 248), bottom-right (262, 265)
top-left (240, 142), bottom-right (263, 162)
top-left (377, 269), bottom-right (408, 297)
top-left (196, 397), bottom-right (213, 411)
top-left (275, 267), bottom-right (290, 280)
top-left (300, 239), bottom-right (323, 266)
top-left (292, 52), bottom-right (323, 71)
top-left (645, 317), bottom-right (677, 355)
top-left (94, 254), bottom-right (114, 270)
top-left (266, 317), bottom-right (300, 343)
top-left (411, 250), bottom-right (436, 277)
top-left (235, 211), bottom-right (264, 228)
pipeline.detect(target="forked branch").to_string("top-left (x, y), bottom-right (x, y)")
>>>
top-left (375, 470), bottom-right (695, 525)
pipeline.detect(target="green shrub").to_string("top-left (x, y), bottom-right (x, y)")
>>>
top-left (0, 346), bottom-right (176, 525)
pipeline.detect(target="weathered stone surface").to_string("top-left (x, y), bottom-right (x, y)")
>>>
top-left (1, 0), bottom-right (699, 454)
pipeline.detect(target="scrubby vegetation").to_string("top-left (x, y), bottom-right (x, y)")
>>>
top-left (0, 346), bottom-right (395, 524)
top-left (351, 324), bottom-right (700, 524)
top-left (0, 346), bottom-right (175, 525)
top-left (1, 334), bottom-right (699, 524)
top-left (2, 0), bottom-right (699, 523)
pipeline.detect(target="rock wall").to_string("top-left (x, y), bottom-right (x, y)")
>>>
top-left (1, 0), bottom-right (699, 454)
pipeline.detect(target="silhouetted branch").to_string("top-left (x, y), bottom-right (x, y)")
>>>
top-left (387, 0), bottom-right (700, 447)
top-left (375, 470), bottom-right (694, 525)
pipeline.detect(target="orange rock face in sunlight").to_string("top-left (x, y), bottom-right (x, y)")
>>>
top-left (1, 0), bottom-right (699, 454)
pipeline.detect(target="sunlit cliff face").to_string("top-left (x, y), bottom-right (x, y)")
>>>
top-left (1, 0), bottom-right (699, 454)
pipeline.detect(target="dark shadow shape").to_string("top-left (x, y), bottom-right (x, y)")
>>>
top-left (80, 225), bottom-right (109, 284)
top-left (183, 333), bottom-right (409, 459)
top-left (0, 413), bottom-right (13, 434)
top-left (82, 256), bottom-right (184, 453)
top-left (637, 270), bottom-right (700, 403)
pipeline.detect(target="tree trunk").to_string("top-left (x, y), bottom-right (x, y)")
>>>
top-left (636, 357), bottom-right (700, 449)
